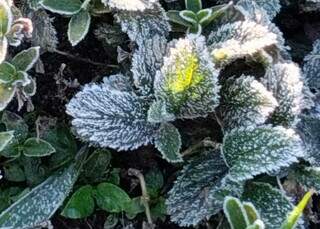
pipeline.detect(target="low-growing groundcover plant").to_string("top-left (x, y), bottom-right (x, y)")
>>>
top-left (0, 0), bottom-right (320, 228)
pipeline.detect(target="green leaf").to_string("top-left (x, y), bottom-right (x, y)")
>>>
top-left (81, 149), bottom-right (111, 183)
top-left (42, 126), bottom-right (77, 169)
top-left (167, 10), bottom-right (192, 27)
top-left (197, 9), bottom-right (212, 24)
top-left (0, 139), bottom-right (20, 158)
top-left (0, 0), bottom-right (12, 36)
top-left (0, 62), bottom-right (16, 83)
top-left (288, 166), bottom-right (320, 193)
top-left (3, 163), bottom-right (26, 182)
top-left (2, 111), bottom-right (28, 142)
top-left (23, 138), bottom-right (56, 157)
top-left (21, 156), bottom-right (47, 186)
top-left (0, 83), bottom-right (16, 111)
top-left (124, 197), bottom-right (145, 219)
top-left (0, 130), bottom-right (14, 151)
top-left (281, 190), bottom-right (313, 229)
top-left (41, 0), bottom-right (82, 15)
top-left (95, 183), bottom-right (131, 213)
top-left (222, 126), bottom-right (304, 181)
top-left (185, 0), bottom-right (202, 12)
top-left (224, 197), bottom-right (249, 229)
top-left (242, 182), bottom-right (294, 229)
top-left (0, 147), bottom-right (87, 228)
top-left (243, 202), bottom-right (260, 225)
top-left (151, 197), bottom-right (167, 221)
top-left (22, 76), bottom-right (36, 97)
top-left (145, 168), bottom-right (164, 199)
top-left (179, 10), bottom-right (198, 24)
top-left (61, 185), bottom-right (95, 219)
top-left (154, 123), bottom-right (182, 163)
top-left (0, 37), bottom-right (8, 63)
top-left (11, 47), bottom-right (40, 72)
top-left (68, 9), bottom-right (91, 46)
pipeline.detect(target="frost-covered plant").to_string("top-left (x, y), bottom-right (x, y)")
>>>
top-left (40, 0), bottom-right (110, 46)
top-left (65, 0), bottom-right (320, 228)
top-left (166, 0), bottom-right (233, 34)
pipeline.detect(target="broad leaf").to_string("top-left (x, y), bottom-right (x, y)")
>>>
top-left (262, 62), bottom-right (305, 126)
top-left (66, 77), bottom-right (158, 151)
top-left (41, 0), bottom-right (82, 15)
top-left (166, 149), bottom-right (243, 226)
top-left (154, 35), bottom-right (220, 120)
top-left (61, 185), bottom-right (95, 219)
top-left (222, 125), bottom-right (304, 181)
top-left (0, 148), bottom-right (87, 228)
top-left (94, 183), bottom-right (131, 213)
top-left (68, 10), bottom-right (91, 46)
top-left (154, 123), bottom-right (182, 163)
top-left (11, 47), bottom-right (40, 72)
top-left (208, 20), bottom-right (278, 67)
top-left (220, 75), bottom-right (278, 131)
top-left (242, 182), bottom-right (295, 229)
top-left (23, 138), bottom-right (56, 157)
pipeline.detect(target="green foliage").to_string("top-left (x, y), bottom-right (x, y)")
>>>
top-left (68, 9), bottom-right (91, 46)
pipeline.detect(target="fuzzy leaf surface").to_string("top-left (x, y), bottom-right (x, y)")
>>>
top-left (166, 149), bottom-right (243, 226)
top-left (289, 166), bottom-right (320, 193)
top-left (41, 0), bottom-right (82, 15)
top-left (102, 0), bottom-right (158, 11)
top-left (68, 10), bottom-right (91, 46)
top-left (11, 47), bottom-right (40, 72)
top-left (221, 75), bottom-right (278, 131)
top-left (154, 36), bottom-right (220, 120)
top-left (223, 125), bottom-right (304, 181)
top-left (154, 123), bottom-right (182, 163)
top-left (66, 76), bottom-right (157, 151)
top-left (303, 39), bottom-right (320, 90)
top-left (242, 182), bottom-right (294, 229)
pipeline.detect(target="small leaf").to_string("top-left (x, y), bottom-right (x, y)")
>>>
top-left (0, 37), bottom-right (8, 63)
top-left (41, 0), bottom-right (82, 15)
top-left (243, 202), bottom-right (260, 224)
top-left (197, 9), bottom-right (212, 24)
top-left (0, 0), bottom-right (12, 36)
top-left (23, 138), bottom-right (56, 157)
top-left (179, 10), bottom-right (198, 24)
top-left (0, 148), bottom-right (87, 228)
top-left (95, 183), bottom-right (131, 213)
top-left (0, 131), bottom-right (14, 151)
top-left (167, 10), bottom-right (192, 27)
top-left (68, 10), bottom-right (91, 46)
top-left (2, 111), bottom-right (28, 142)
top-left (11, 47), bottom-right (40, 72)
top-left (242, 182), bottom-right (294, 229)
top-left (0, 62), bottom-right (16, 83)
top-left (0, 83), bottom-right (16, 111)
top-left (3, 163), bottom-right (26, 182)
top-left (154, 123), bottom-right (182, 163)
top-left (145, 168), bottom-right (164, 199)
top-left (61, 185), bottom-right (95, 219)
top-left (22, 76), bottom-right (37, 97)
top-left (281, 190), bottom-right (313, 229)
top-left (224, 197), bottom-right (249, 229)
top-left (185, 0), bottom-right (202, 12)
top-left (125, 197), bottom-right (145, 219)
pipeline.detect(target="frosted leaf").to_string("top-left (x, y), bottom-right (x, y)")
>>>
top-left (27, 9), bottom-right (58, 52)
top-left (116, 3), bottom-right (170, 46)
top-left (297, 109), bottom-right (320, 166)
top-left (289, 166), bottom-right (320, 193)
top-left (242, 182), bottom-right (294, 229)
top-left (303, 39), bottom-right (320, 90)
top-left (262, 62), bottom-right (305, 126)
top-left (131, 34), bottom-right (168, 95)
top-left (154, 35), bottom-right (220, 120)
top-left (154, 123), bottom-right (182, 163)
top-left (102, 0), bottom-right (158, 12)
top-left (0, 149), bottom-right (86, 228)
top-left (221, 75), bottom-right (278, 131)
top-left (147, 100), bottom-right (175, 123)
top-left (166, 149), bottom-right (243, 226)
top-left (208, 20), bottom-right (278, 67)
top-left (235, 0), bottom-right (281, 20)
top-left (66, 75), bottom-right (158, 151)
top-left (222, 125), bottom-right (304, 181)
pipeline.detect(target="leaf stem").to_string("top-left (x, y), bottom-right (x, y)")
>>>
top-left (128, 168), bottom-right (153, 225)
